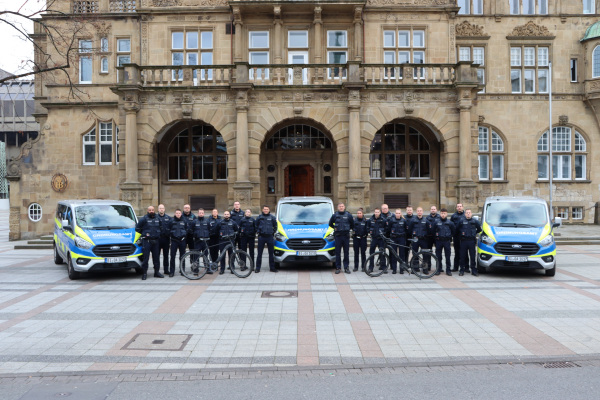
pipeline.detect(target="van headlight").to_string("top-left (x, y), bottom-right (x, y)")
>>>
top-left (274, 232), bottom-right (286, 242)
top-left (325, 234), bottom-right (335, 242)
top-left (539, 234), bottom-right (554, 247)
top-left (481, 234), bottom-right (495, 245)
top-left (75, 236), bottom-right (93, 249)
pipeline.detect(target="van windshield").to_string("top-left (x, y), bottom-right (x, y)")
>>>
top-left (485, 202), bottom-right (548, 228)
top-left (75, 205), bottom-right (137, 230)
top-left (278, 202), bottom-right (332, 225)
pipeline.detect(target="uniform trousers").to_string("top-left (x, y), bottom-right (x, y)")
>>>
top-left (460, 238), bottom-right (477, 273)
top-left (435, 238), bottom-right (452, 273)
top-left (368, 237), bottom-right (386, 271)
top-left (141, 238), bottom-right (160, 274)
top-left (256, 235), bottom-right (275, 271)
top-left (334, 234), bottom-right (350, 270)
top-left (159, 236), bottom-right (170, 273)
top-left (353, 236), bottom-right (367, 270)
top-left (169, 238), bottom-right (186, 274)
top-left (239, 236), bottom-right (255, 265)
top-left (389, 236), bottom-right (406, 273)
top-left (411, 237), bottom-right (431, 270)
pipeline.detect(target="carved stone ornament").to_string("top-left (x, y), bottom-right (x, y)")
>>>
top-left (368, 0), bottom-right (449, 5)
top-left (478, 115), bottom-right (485, 123)
top-left (455, 21), bottom-right (485, 37)
top-left (51, 173), bottom-right (69, 193)
top-left (509, 21), bottom-right (551, 37)
top-left (151, 0), bottom-right (182, 6)
top-left (93, 21), bottom-right (112, 37)
top-left (559, 115), bottom-right (568, 125)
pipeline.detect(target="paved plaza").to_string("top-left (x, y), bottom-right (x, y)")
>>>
top-left (0, 210), bottom-right (600, 380)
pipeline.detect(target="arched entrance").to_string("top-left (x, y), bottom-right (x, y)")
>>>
top-left (262, 121), bottom-right (337, 208)
top-left (157, 120), bottom-right (229, 211)
top-left (369, 119), bottom-right (440, 209)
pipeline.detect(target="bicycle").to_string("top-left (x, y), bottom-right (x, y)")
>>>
top-left (179, 235), bottom-right (254, 279)
top-left (363, 235), bottom-right (439, 278)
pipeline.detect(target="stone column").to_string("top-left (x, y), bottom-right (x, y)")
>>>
top-left (233, 7), bottom-right (243, 63)
top-left (232, 89), bottom-right (254, 206)
top-left (121, 98), bottom-right (143, 213)
top-left (455, 88), bottom-right (477, 207)
top-left (346, 88), bottom-right (365, 211)
top-left (353, 7), bottom-right (363, 62)
top-left (313, 7), bottom-right (322, 64)
top-left (274, 6), bottom-right (283, 64)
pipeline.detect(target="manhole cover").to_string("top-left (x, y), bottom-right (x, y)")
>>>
top-left (122, 334), bottom-right (191, 351)
top-left (541, 361), bottom-right (580, 369)
top-left (261, 290), bottom-right (298, 298)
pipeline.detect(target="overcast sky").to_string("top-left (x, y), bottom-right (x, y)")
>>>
top-left (0, 0), bottom-right (45, 75)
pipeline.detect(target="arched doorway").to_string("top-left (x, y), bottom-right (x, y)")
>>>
top-left (262, 121), bottom-right (336, 208)
top-left (369, 119), bottom-right (440, 209)
top-left (157, 121), bottom-right (229, 211)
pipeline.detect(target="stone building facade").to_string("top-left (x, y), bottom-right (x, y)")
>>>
top-left (8, 0), bottom-right (600, 239)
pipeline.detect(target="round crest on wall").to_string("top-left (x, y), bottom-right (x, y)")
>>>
top-left (51, 173), bottom-right (68, 193)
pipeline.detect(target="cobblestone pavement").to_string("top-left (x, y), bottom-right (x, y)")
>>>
top-left (0, 211), bottom-right (599, 383)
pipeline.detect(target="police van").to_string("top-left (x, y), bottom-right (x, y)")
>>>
top-left (274, 196), bottom-right (335, 267)
top-left (477, 196), bottom-right (561, 276)
top-left (53, 200), bottom-right (143, 279)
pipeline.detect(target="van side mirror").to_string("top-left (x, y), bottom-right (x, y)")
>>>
top-left (61, 219), bottom-right (71, 231)
top-left (552, 217), bottom-right (562, 228)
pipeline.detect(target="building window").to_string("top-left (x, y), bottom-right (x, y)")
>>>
top-left (109, 0), bottom-right (137, 12)
top-left (509, 0), bottom-right (548, 14)
top-left (328, 30), bottom-right (347, 79)
top-left (73, 1), bottom-right (98, 13)
top-left (288, 30), bottom-right (308, 48)
top-left (570, 59), bottom-right (578, 82)
top-left (370, 121), bottom-right (431, 180)
top-left (116, 38), bottom-right (131, 67)
top-left (478, 126), bottom-right (505, 181)
top-left (100, 57), bottom-right (108, 73)
top-left (584, 0), bottom-right (595, 14)
top-left (249, 31), bottom-right (269, 80)
top-left (82, 122), bottom-right (119, 166)
top-left (383, 28), bottom-right (425, 79)
top-left (265, 124), bottom-right (332, 150)
top-left (171, 30), bottom-right (213, 81)
top-left (572, 207), bottom-right (583, 220)
top-left (168, 123), bottom-right (227, 181)
top-left (28, 203), bottom-right (42, 222)
top-left (537, 127), bottom-right (587, 181)
top-left (556, 206), bottom-right (568, 219)
top-left (511, 46), bottom-right (549, 93)
top-left (78, 39), bottom-right (92, 84)
top-left (593, 46), bottom-right (600, 78)
top-left (458, 46), bottom-right (485, 91)
top-left (458, 0), bottom-right (483, 14)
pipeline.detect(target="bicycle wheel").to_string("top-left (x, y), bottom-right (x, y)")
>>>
top-left (411, 250), bottom-right (438, 279)
top-left (363, 251), bottom-right (390, 277)
top-left (179, 250), bottom-right (208, 280)
top-left (230, 249), bottom-right (254, 278)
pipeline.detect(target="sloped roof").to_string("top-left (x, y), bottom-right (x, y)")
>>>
top-left (581, 21), bottom-right (600, 42)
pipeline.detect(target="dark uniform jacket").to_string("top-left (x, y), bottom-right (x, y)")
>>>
top-left (181, 211), bottom-right (197, 226)
top-left (387, 216), bottom-right (407, 238)
top-left (208, 216), bottom-right (221, 237)
top-left (157, 213), bottom-right (171, 237)
top-left (451, 211), bottom-right (465, 237)
top-left (458, 218), bottom-right (482, 239)
top-left (403, 214), bottom-right (416, 238)
top-left (353, 217), bottom-right (368, 238)
top-left (216, 218), bottom-right (238, 239)
top-left (239, 216), bottom-right (257, 237)
top-left (367, 215), bottom-right (387, 239)
top-left (230, 209), bottom-right (245, 226)
top-left (136, 213), bottom-right (162, 239)
top-left (255, 213), bottom-right (277, 236)
top-left (328, 211), bottom-right (355, 236)
top-left (434, 218), bottom-right (455, 239)
top-left (190, 216), bottom-right (211, 239)
top-left (408, 216), bottom-right (428, 239)
top-left (426, 213), bottom-right (441, 237)
top-left (167, 217), bottom-right (188, 240)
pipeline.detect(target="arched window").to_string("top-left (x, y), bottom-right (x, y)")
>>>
top-left (370, 122), bottom-right (431, 179)
top-left (478, 126), bottom-right (505, 180)
top-left (593, 46), bottom-right (600, 78)
top-left (265, 124), bottom-right (332, 150)
top-left (168, 123), bottom-right (227, 181)
top-left (537, 127), bottom-right (587, 180)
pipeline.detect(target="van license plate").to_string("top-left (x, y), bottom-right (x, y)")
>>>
top-left (297, 251), bottom-right (316, 256)
top-left (106, 257), bottom-right (127, 263)
top-left (506, 256), bottom-right (527, 262)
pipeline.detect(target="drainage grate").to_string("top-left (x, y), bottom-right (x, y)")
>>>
top-left (541, 361), bottom-right (580, 369)
top-left (122, 334), bottom-right (191, 351)
top-left (261, 290), bottom-right (298, 298)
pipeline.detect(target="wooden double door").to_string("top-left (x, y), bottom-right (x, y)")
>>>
top-left (284, 165), bottom-right (314, 196)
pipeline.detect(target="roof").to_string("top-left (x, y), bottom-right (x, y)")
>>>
top-left (0, 68), bottom-right (15, 80)
top-left (58, 199), bottom-right (135, 207)
top-left (484, 196), bottom-right (546, 204)
top-left (277, 196), bottom-right (334, 203)
top-left (581, 21), bottom-right (600, 42)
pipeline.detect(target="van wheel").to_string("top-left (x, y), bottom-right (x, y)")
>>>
top-left (545, 265), bottom-right (556, 277)
top-left (67, 256), bottom-right (81, 280)
top-left (53, 242), bottom-right (64, 265)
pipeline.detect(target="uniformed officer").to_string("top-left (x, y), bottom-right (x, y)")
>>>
top-left (238, 209), bottom-right (256, 266)
top-left (352, 208), bottom-right (368, 272)
top-left (407, 207), bottom-right (430, 273)
top-left (189, 208), bottom-right (213, 275)
top-left (255, 205), bottom-right (278, 273)
top-left (135, 205), bottom-right (164, 280)
top-left (458, 208), bottom-right (482, 276)
top-left (230, 201), bottom-right (244, 249)
top-left (156, 204), bottom-right (171, 275)
top-left (181, 204), bottom-right (197, 252)
top-left (328, 203), bottom-right (355, 274)
top-left (216, 211), bottom-right (239, 274)
top-left (381, 203), bottom-right (392, 220)
top-left (208, 209), bottom-right (221, 262)
top-left (387, 208), bottom-right (407, 274)
top-left (367, 208), bottom-right (387, 272)
top-left (451, 203), bottom-right (466, 272)
top-left (403, 205), bottom-right (416, 262)
top-left (434, 208), bottom-right (456, 276)
top-left (426, 205), bottom-right (441, 255)
top-left (166, 209), bottom-right (188, 277)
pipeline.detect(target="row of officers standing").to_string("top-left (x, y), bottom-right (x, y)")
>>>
top-left (135, 201), bottom-right (481, 280)
top-left (328, 203), bottom-right (481, 276)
